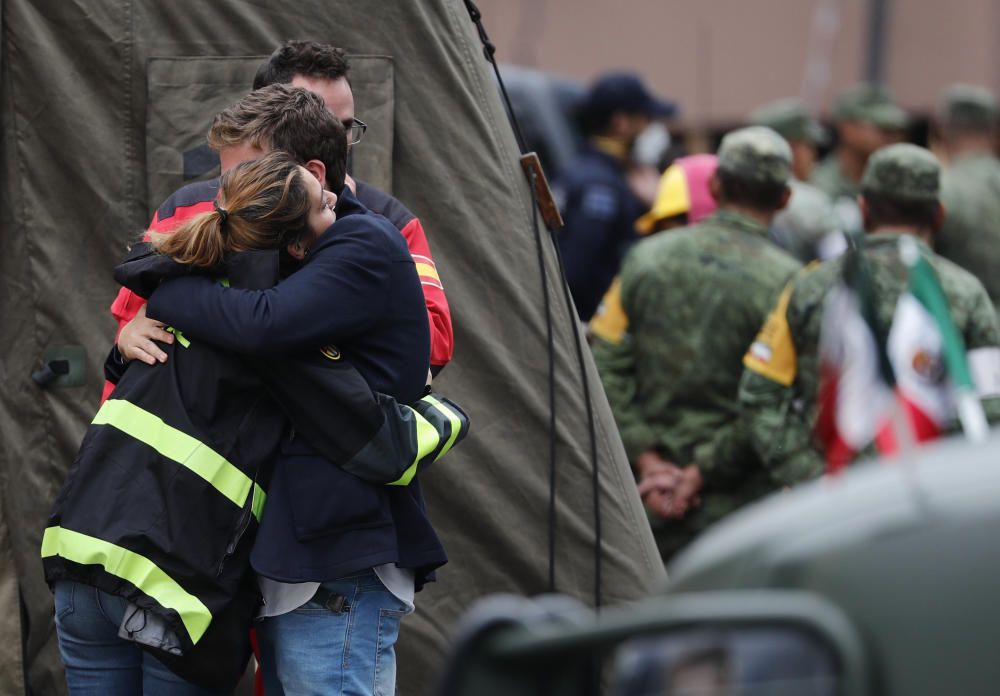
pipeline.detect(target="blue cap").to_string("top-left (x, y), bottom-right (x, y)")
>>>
top-left (580, 72), bottom-right (677, 126)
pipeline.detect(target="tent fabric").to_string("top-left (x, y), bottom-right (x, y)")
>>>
top-left (0, 1), bottom-right (664, 693)
top-left (144, 55), bottom-right (396, 206)
top-left (0, 509), bottom-right (24, 694)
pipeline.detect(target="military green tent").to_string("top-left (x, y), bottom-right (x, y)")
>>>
top-left (0, 1), bottom-right (663, 693)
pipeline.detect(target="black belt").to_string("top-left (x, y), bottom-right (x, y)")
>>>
top-left (311, 587), bottom-right (351, 613)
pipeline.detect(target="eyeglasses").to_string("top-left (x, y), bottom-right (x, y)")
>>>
top-left (343, 117), bottom-right (367, 145)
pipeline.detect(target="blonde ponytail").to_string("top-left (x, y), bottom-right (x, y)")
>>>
top-left (150, 151), bottom-right (313, 268)
top-left (151, 208), bottom-right (229, 268)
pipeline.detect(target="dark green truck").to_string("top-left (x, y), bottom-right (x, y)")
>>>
top-left (440, 434), bottom-right (1000, 695)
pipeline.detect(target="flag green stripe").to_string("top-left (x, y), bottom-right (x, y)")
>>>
top-left (908, 254), bottom-right (975, 390)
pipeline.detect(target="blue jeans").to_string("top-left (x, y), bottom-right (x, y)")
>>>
top-left (54, 580), bottom-right (228, 696)
top-left (256, 570), bottom-right (411, 696)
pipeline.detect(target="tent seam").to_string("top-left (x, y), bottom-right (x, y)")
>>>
top-left (122, 0), bottom-right (135, 226)
top-left (1, 11), bottom-right (59, 684)
top-left (0, 14), bottom-right (29, 694)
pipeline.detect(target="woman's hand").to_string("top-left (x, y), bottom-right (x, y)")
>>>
top-left (118, 305), bottom-right (174, 365)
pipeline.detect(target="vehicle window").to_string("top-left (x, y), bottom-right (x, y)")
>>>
top-left (612, 625), bottom-right (839, 696)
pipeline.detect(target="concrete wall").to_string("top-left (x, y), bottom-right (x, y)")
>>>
top-left (475, 0), bottom-right (1000, 126)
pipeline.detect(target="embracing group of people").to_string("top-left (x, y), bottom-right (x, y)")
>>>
top-left (40, 40), bottom-right (469, 696)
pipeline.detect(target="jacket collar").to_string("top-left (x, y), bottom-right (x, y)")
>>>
top-left (707, 208), bottom-right (770, 238)
top-left (334, 185), bottom-right (369, 218)
top-left (113, 242), bottom-right (281, 295)
top-left (864, 229), bottom-right (932, 254)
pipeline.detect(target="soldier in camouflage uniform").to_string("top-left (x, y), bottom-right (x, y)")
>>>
top-left (811, 84), bottom-right (907, 238)
top-left (741, 144), bottom-right (1000, 480)
top-left (749, 98), bottom-right (840, 262)
top-left (593, 127), bottom-right (802, 562)
top-left (935, 84), bottom-right (1000, 322)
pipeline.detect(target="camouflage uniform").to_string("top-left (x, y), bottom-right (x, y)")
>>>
top-left (741, 144), bottom-right (1000, 480)
top-left (593, 127), bottom-right (801, 561)
top-left (749, 99), bottom-right (838, 262)
top-left (771, 179), bottom-right (839, 263)
top-left (811, 85), bottom-right (908, 238)
top-left (935, 85), bottom-right (1000, 322)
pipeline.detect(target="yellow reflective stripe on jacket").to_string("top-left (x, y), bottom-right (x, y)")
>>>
top-left (41, 525), bottom-right (212, 644)
top-left (422, 394), bottom-right (463, 461)
top-left (164, 326), bottom-right (190, 348)
top-left (93, 399), bottom-right (256, 516)
top-left (386, 408), bottom-right (440, 487)
top-left (251, 483), bottom-right (267, 522)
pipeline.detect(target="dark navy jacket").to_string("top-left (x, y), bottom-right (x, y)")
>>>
top-left (553, 146), bottom-right (644, 320)
top-left (147, 189), bottom-right (445, 587)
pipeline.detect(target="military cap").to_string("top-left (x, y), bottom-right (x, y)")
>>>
top-left (833, 84), bottom-right (908, 130)
top-left (581, 72), bottom-right (677, 123)
top-left (861, 143), bottom-right (940, 201)
top-left (716, 126), bottom-right (792, 185)
top-left (939, 84), bottom-right (998, 129)
top-left (748, 98), bottom-right (827, 145)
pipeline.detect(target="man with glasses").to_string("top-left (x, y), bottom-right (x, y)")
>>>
top-left (110, 41), bottom-right (454, 386)
top-left (254, 40), bottom-right (453, 376)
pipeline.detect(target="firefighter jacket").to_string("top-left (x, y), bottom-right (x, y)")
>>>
top-left (42, 246), bottom-right (468, 690)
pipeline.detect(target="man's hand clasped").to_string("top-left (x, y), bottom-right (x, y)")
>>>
top-left (636, 450), bottom-right (703, 520)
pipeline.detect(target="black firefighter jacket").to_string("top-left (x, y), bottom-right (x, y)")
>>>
top-left (42, 244), bottom-right (467, 690)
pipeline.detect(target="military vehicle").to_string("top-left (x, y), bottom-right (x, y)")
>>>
top-left (439, 433), bottom-right (1000, 696)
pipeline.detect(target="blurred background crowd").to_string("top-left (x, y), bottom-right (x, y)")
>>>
top-left (485, 0), bottom-right (1000, 564)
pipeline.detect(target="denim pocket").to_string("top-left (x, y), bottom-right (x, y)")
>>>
top-left (374, 608), bottom-right (404, 696)
top-left (54, 581), bottom-right (75, 620)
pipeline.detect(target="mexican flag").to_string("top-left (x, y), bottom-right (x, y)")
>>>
top-left (814, 278), bottom-right (898, 473)
top-left (816, 237), bottom-right (990, 474)
top-left (886, 237), bottom-right (989, 443)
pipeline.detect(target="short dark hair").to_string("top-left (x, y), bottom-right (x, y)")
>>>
top-left (862, 190), bottom-right (939, 229)
top-left (716, 169), bottom-right (787, 211)
top-left (208, 84), bottom-right (348, 192)
top-left (253, 40), bottom-right (351, 90)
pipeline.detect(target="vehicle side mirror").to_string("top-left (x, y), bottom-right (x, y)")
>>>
top-left (437, 590), bottom-right (871, 696)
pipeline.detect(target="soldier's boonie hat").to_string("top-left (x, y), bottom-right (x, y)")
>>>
top-left (748, 98), bottom-right (827, 146)
top-left (716, 126), bottom-right (792, 186)
top-left (939, 84), bottom-right (998, 130)
top-left (635, 154), bottom-right (718, 234)
top-left (833, 84), bottom-right (908, 130)
top-left (861, 143), bottom-right (940, 201)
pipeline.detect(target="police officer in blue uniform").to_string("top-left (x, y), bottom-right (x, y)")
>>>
top-left (554, 72), bottom-right (676, 320)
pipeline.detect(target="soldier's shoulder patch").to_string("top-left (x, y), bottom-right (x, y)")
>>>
top-left (320, 345), bottom-right (341, 361)
top-left (589, 278), bottom-right (629, 344)
top-left (743, 282), bottom-right (798, 386)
